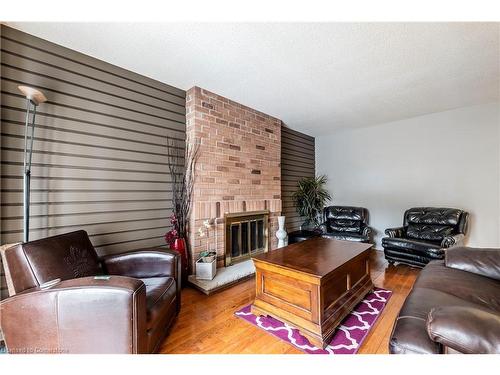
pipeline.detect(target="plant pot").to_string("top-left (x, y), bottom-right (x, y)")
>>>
top-left (170, 238), bottom-right (188, 285)
top-left (195, 257), bottom-right (217, 280)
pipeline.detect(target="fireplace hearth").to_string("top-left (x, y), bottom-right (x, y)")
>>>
top-left (225, 211), bottom-right (269, 266)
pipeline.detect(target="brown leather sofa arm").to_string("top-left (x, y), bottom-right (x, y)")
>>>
top-left (445, 246), bottom-right (500, 281)
top-left (441, 233), bottom-right (465, 248)
top-left (385, 226), bottom-right (405, 238)
top-left (101, 248), bottom-right (181, 280)
top-left (0, 276), bottom-right (147, 354)
top-left (427, 306), bottom-right (500, 354)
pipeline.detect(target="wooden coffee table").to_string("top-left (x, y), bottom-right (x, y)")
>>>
top-left (251, 237), bottom-right (373, 348)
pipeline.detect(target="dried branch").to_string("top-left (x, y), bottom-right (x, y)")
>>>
top-left (166, 135), bottom-right (200, 242)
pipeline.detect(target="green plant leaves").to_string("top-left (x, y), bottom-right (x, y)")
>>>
top-left (291, 175), bottom-right (332, 226)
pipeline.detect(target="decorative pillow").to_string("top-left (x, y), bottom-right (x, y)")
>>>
top-left (406, 224), bottom-right (454, 241)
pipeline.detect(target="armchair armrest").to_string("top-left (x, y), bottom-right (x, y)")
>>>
top-left (102, 248), bottom-right (181, 280)
top-left (361, 225), bottom-right (372, 237)
top-left (0, 276), bottom-right (147, 354)
top-left (319, 223), bottom-right (328, 234)
top-left (445, 246), bottom-right (500, 281)
top-left (441, 233), bottom-right (465, 248)
top-left (385, 226), bottom-right (405, 238)
top-left (427, 306), bottom-right (500, 354)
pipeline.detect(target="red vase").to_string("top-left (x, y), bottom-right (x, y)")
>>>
top-left (170, 238), bottom-right (188, 285)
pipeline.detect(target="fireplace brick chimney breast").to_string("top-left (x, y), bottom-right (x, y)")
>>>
top-left (186, 87), bottom-right (282, 270)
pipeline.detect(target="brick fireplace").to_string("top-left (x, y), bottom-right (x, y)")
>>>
top-left (186, 87), bottom-right (281, 271)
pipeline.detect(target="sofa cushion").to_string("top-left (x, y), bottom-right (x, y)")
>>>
top-left (143, 276), bottom-right (177, 329)
top-left (390, 286), bottom-right (489, 354)
top-left (446, 247), bottom-right (500, 281)
top-left (389, 315), bottom-right (440, 354)
top-left (406, 224), bottom-right (454, 241)
top-left (414, 261), bottom-right (500, 313)
top-left (382, 237), bottom-right (444, 259)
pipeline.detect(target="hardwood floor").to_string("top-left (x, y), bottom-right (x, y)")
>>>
top-left (159, 250), bottom-right (420, 354)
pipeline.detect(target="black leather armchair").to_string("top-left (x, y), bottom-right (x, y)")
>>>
top-left (382, 207), bottom-right (469, 268)
top-left (319, 206), bottom-right (372, 243)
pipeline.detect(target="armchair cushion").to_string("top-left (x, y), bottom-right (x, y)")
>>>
top-left (405, 207), bottom-right (463, 226)
top-left (143, 277), bottom-right (177, 329)
top-left (406, 224), bottom-right (454, 242)
top-left (382, 237), bottom-right (444, 259)
top-left (328, 219), bottom-right (361, 233)
top-left (102, 249), bottom-right (180, 279)
top-left (321, 232), bottom-right (369, 242)
top-left (427, 306), bottom-right (500, 354)
top-left (446, 246), bottom-right (500, 281)
top-left (2, 230), bottom-right (103, 294)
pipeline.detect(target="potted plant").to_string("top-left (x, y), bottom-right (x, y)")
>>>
top-left (199, 250), bottom-right (216, 263)
top-left (195, 219), bottom-right (217, 280)
top-left (292, 175), bottom-right (332, 230)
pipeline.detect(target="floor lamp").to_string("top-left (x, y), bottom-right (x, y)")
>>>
top-left (18, 85), bottom-right (47, 243)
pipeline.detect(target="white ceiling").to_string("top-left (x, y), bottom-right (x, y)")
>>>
top-left (7, 22), bottom-right (500, 136)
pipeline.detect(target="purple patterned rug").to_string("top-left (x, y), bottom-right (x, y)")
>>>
top-left (235, 287), bottom-right (392, 354)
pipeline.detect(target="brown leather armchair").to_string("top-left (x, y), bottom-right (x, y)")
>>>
top-left (0, 230), bottom-right (181, 354)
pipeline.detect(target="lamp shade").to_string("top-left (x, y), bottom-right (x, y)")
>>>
top-left (18, 85), bottom-right (47, 106)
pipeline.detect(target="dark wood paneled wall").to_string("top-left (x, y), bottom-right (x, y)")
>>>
top-left (281, 126), bottom-right (315, 233)
top-left (0, 25), bottom-right (186, 299)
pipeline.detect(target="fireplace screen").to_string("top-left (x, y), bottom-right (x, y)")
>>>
top-left (225, 210), bottom-right (269, 266)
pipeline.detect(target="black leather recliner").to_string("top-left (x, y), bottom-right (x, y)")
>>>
top-left (319, 206), bottom-right (372, 243)
top-left (382, 207), bottom-right (469, 268)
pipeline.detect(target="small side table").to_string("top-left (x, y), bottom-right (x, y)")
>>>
top-left (287, 229), bottom-right (322, 245)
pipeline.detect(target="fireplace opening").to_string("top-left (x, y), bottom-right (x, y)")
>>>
top-left (225, 210), bottom-right (269, 266)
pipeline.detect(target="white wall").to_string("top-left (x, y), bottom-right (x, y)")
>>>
top-left (316, 102), bottom-right (500, 249)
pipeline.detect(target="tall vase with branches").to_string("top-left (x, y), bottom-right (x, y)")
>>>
top-left (292, 175), bottom-right (332, 230)
top-left (165, 135), bottom-right (200, 277)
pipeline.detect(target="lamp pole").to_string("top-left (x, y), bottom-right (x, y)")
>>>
top-left (18, 86), bottom-right (47, 243)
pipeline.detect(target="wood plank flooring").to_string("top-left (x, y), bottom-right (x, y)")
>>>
top-left (159, 250), bottom-right (420, 354)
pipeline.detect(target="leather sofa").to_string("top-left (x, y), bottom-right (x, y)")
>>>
top-left (319, 206), bottom-right (372, 243)
top-left (0, 230), bottom-right (181, 354)
top-left (389, 246), bottom-right (500, 354)
top-left (382, 207), bottom-right (469, 267)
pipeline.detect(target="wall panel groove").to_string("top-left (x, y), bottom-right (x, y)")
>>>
top-left (281, 125), bottom-right (315, 233)
top-left (0, 33), bottom-right (185, 99)
top-left (0, 25), bottom-right (186, 298)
